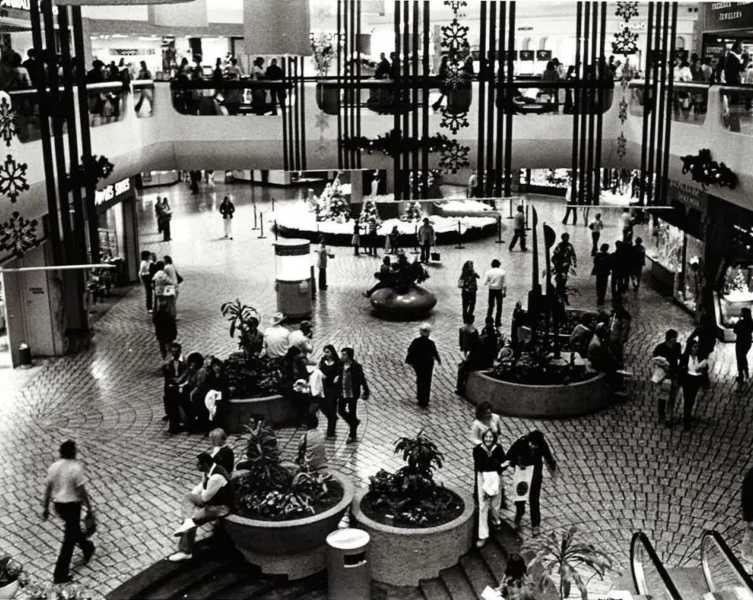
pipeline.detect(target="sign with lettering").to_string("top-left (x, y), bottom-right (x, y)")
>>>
top-left (519, 50), bottom-right (534, 62)
top-left (0, 0), bottom-right (30, 10)
top-left (109, 48), bottom-right (157, 57)
top-left (668, 181), bottom-right (706, 213)
top-left (95, 178), bottom-right (131, 211)
top-left (704, 2), bottom-right (753, 31)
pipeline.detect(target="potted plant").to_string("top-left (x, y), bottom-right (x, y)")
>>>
top-left (352, 429), bottom-right (475, 586)
top-left (223, 420), bottom-right (354, 578)
top-left (525, 526), bottom-right (613, 599)
top-left (0, 555), bottom-right (22, 600)
top-left (310, 32), bottom-right (339, 115)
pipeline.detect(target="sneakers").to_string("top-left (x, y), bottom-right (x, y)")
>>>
top-left (174, 518), bottom-right (195, 536)
top-left (168, 552), bottom-right (193, 562)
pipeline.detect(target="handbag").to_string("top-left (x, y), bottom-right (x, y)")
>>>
top-left (82, 510), bottom-right (96, 537)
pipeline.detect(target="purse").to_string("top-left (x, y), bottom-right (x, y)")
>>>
top-left (82, 510), bottom-right (97, 537)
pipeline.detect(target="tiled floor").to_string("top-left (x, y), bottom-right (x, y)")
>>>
top-left (1, 179), bottom-right (750, 596)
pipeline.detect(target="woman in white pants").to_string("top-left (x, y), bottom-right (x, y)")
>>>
top-left (473, 429), bottom-right (508, 547)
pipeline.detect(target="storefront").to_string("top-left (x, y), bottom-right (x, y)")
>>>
top-left (645, 180), bottom-right (707, 314)
top-left (94, 177), bottom-right (140, 285)
top-left (140, 170), bottom-right (180, 188)
top-left (700, 2), bottom-right (753, 67)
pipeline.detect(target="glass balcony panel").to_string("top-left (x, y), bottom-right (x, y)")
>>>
top-left (719, 86), bottom-right (753, 135)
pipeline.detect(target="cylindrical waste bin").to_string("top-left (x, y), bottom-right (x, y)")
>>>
top-left (273, 238), bottom-right (313, 319)
top-left (326, 528), bottom-right (370, 600)
top-left (17, 343), bottom-right (32, 368)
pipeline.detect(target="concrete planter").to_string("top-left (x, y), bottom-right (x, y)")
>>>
top-left (465, 370), bottom-right (609, 418)
top-left (351, 484), bottom-right (475, 587)
top-left (223, 470), bottom-right (354, 579)
top-left (316, 83), bottom-right (339, 115)
top-left (220, 393), bottom-right (294, 434)
top-left (0, 580), bottom-right (18, 600)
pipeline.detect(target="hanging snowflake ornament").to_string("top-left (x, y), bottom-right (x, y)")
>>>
top-left (0, 153), bottom-right (29, 203)
top-left (440, 19), bottom-right (469, 52)
top-left (439, 141), bottom-right (470, 174)
top-left (618, 97), bottom-right (629, 124)
top-left (0, 95), bottom-right (17, 147)
top-left (0, 211), bottom-right (40, 258)
top-left (616, 132), bottom-right (627, 160)
top-left (440, 108), bottom-right (469, 134)
top-left (444, 0), bottom-right (467, 17)
top-left (615, 1), bottom-right (639, 22)
top-left (612, 26), bottom-right (639, 56)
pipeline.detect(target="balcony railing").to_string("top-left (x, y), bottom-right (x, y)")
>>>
top-left (630, 532), bottom-right (683, 600)
top-left (719, 85), bottom-right (753, 135)
top-left (132, 80), bottom-right (154, 118)
top-left (628, 80), bottom-right (709, 125)
top-left (700, 530), bottom-right (753, 599)
top-left (169, 78), bottom-right (290, 115)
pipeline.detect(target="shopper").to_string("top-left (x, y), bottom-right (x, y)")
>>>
top-left (679, 338), bottom-right (709, 431)
top-left (506, 430), bottom-right (557, 537)
top-left (457, 314), bottom-right (480, 395)
top-left (469, 400), bottom-right (504, 446)
top-left (652, 329), bottom-right (682, 427)
top-left (473, 429), bottom-right (507, 548)
top-left (219, 196), bottom-right (235, 239)
top-left (368, 218), bottom-right (379, 257)
top-left (592, 243), bottom-right (612, 306)
top-left (338, 347), bottom-right (370, 443)
top-left (479, 317), bottom-right (501, 368)
top-left (162, 342), bottom-right (186, 433)
top-left (288, 320), bottom-right (314, 362)
top-left (458, 260), bottom-right (480, 320)
top-left (42, 440), bottom-right (95, 584)
top-left (158, 197), bottom-right (172, 241)
top-left (508, 205), bottom-right (527, 251)
top-left (153, 295), bottom-right (178, 360)
top-left (318, 344), bottom-right (342, 438)
top-left (351, 221), bottom-right (361, 256)
top-left (734, 308), bottom-right (753, 385)
top-left (561, 182), bottom-right (577, 225)
top-left (296, 414), bottom-right (327, 470)
top-left (263, 312), bottom-right (290, 360)
top-left (405, 323), bottom-right (442, 407)
top-left (154, 196), bottom-right (164, 234)
top-left (483, 259), bottom-right (507, 328)
top-left (281, 346), bottom-right (311, 426)
top-left (139, 250), bottom-right (154, 311)
top-left (608, 304), bottom-right (632, 368)
top-left (620, 207), bottom-right (633, 241)
top-left (169, 452), bottom-right (231, 562)
top-left (417, 218), bottom-right (435, 264)
top-left (203, 359), bottom-right (229, 428)
top-left (208, 428), bottom-right (234, 474)
top-left (587, 212), bottom-right (603, 256)
top-left (315, 239), bottom-right (334, 290)
top-left (163, 255), bottom-right (182, 316)
top-left (631, 237), bottom-right (646, 290)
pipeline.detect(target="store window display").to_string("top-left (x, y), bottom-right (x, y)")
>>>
top-left (718, 265), bottom-right (753, 328)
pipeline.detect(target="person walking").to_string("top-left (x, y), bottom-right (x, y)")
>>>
top-left (620, 207), bottom-right (633, 241)
top-left (679, 338), bottom-right (709, 431)
top-left (469, 400), bottom-right (504, 445)
top-left (561, 182), bottom-right (577, 225)
top-left (159, 198), bottom-right (172, 241)
top-left (315, 239), bottom-right (334, 291)
top-left (154, 196), bottom-right (164, 234)
top-left (318, 345), bottom-right (341, 438)
top-left (734, 308), bottom-right (753, 385)
top-left (351, 220), bottom-right (361, 256)
top-left (652, 329), bottom-right (682, 427)
top-left (153, 296), bottom-right (178, 359)
top-left (139, 250), bottom-right (154, 312)
top-left (405, 323), bottom-right (442, 407)
top-left (587, 212), bottom-right (603, 256)
top-left (506, 430), bottom-right (557, 537)
top-left (458, 260), bottom-right (480, 320)
top-left (417, 218), bottom-right (435, 264)
top-left (473, 429), bottom-right (507, 548)
top-left (367, 218), bottom-right (379, 257)
top-left (338, 347), bottom-right (370, 443)
top-left (483, 259), bottom-right (506, 328)
top-left (219, 195), bottom-right (235, 239)
top-left (508, 205), bottom-right (527, 251)
top-left (592, 243), bottom-right (612, 306)
top-left (467, 169), bottom-right (478, 198)
top-left (163, 255), bottom-right (182, 316)
top-left (631, 237), bottom-right (646, 290)
top-left (456, 314), bottom-right (481, 395)
top-left (42, 440), bottom-right (95, 584)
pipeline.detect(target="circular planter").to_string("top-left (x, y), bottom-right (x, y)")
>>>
top-left (220, 394), bottom-right (293, 434)
top-left (465, 370), bottom-right (609, 418)
top-left (351, 484), bottom-right (475, 587)
top-left (316, 83), bottom-right (340, 115)
top-left (223, 470), bottom-right (354, 579)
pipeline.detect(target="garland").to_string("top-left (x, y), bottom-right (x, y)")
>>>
top-left (613, 2), bottom-right (639, 163)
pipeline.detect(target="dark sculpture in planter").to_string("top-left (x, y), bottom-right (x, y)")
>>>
top-left (369, 256), bottom-right (437, 320)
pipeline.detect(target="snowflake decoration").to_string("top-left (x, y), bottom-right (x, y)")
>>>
top-left (440, 108), bottom-right (469, 134)
top-left (0, 97), bottom-right (17, 147)
top-left (0, 211), bottom-right (40, 258)
top-left (439, 141), bottom-right (470, 174)
top-left (0, 154), bottom-right (29, 203)
top-left (618, 97), bottom-right (629, 124)
top-left (612, 26), bottom-right (639, 56)
top-left (616, 132), bottom-right (627, 160)
top-left (441, 19), bottom-right (469, 52)
top-left (444, 0), bottom-right (467, 17)
top-left (615, 1), bottom-right (639, 21)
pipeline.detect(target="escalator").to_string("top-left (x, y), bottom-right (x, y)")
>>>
top-left (630, 530), bottom-right (753, 599)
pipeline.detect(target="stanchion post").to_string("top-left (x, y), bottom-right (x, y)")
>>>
top-left (252, 202), bottom-right (259, 230)
top-left (495, 214), bottom-right (505, 244)
top-left (258, 212), bottom-right (266, 239)
top-left (525, 201), bottom-right (531, 230)
top-left (274, 220), bottom-right (279, 240)
top-left (412, 223), bottom-right (419, 254)
top-left (454, 219), bottom-right (465, 249)
top-left (508, 196), bottom-right (513, 219)
top-left (272, 197), bottom-right (276, 213)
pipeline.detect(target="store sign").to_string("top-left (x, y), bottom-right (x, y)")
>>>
top-left (109, 48), bottom-right (157, 56)
top-left (0, 0), bottom-right (30, 9)
top-left (95, 178), bottom-right (131, 209)
top-left (668, 181), bottom-right (706, 212)
top-left (704, 2), bottom-right (753, 31)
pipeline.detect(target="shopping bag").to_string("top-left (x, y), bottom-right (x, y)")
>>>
top-left (512, 465), bottom-right (534, 502)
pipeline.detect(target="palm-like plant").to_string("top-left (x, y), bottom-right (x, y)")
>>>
top-left (525, 526), bottom-right (613, 600)
top-left (220, 299), bottom-right (260, 356)
top-left (394, 429), bottom-right (444, 476)
top-left (237, 419), bottom-right (290, 490)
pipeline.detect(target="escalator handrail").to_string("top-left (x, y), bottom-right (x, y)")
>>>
top-left (701, 529), bottom-right (753, 594)
top-left (630, 531), bottom-right (683, 600)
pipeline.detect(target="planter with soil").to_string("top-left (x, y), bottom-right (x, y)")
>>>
top-left (518, 307), bottom-right (601, 347)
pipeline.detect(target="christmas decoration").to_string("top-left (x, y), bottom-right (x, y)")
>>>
top-left (615, 1), bottom-right (639, 21)
top-left (404, 200), bottom-right (424, 221)
top-left (0, 96), bottom-right (17, 147)
top-left (327, 193), bottom-right (351, 221)
top-left (443, 0), bottom-right (467, 16)
top-left (439, 108), bottom-right (469, 134)
top-left (680, 148), bottom-right (738, 189)
top-left (359, 199), bottom-right (380, 223)
top-left (618, 97), bottom-right (629, 124)
top-left (612, 26), bottom-right (639, 56)
top-left (616, 132), bottom-right (627, 159)
top-left (0, 153), bottom-right (29, 203)
top-left (342, 130), bottom-right (457, 157)
top-left (0, 211), bottom-right (41, 258)
top-left (408, 169), bottom-right (441, 196)
top-left (438, 140), bottom-right (470, 174)
top-left (440, 19), bottom-right (469, 53)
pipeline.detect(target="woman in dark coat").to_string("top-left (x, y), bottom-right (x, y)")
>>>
top-left (733, 308), bottom-right (753, 384)
top-left (318, 344), bottom-right (341, 438)
top-left (153, 296), bottom-right (177, 359)
top-left (506, 430), bottom-right (557, 536)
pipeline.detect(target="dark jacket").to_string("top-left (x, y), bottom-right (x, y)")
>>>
top-left (473, 443), bottom-right (506, 473)
top-left (743, 467), bottom-right (753, 523)
top-left (652, 340), bottom-right (682, 376)
top-left (592, 252), bottom-right (612, 278)
top-left (204, 464), bottom-right (232, 507)
top-left (153, 309), bottom-right (177, 344)
top-left (338, 361), bottom-right (370, 400)
top-left (734, 318), bottom-right (753, 348)
top-left (219, 200), bottom-right (235, 218)
top-left (163, 357), bottom-right (186, 388)
top-left (406, 336), bottom-right (441, 370)
top-left (212, 446), bottom-right (235, 474)
top-left (506, 435), bottom-right (556, 471)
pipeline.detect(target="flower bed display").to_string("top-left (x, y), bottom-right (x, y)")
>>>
top-left (434, 199), bottom-right (496, 217)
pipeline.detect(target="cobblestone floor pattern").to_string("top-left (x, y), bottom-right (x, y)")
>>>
top-left (1, 181), bottom-right (751, 596)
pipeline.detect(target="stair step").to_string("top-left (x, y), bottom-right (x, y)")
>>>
top-left (439, 565), bottom-right (477, 600)
top-left (142, 559), bottom-right (228, 600)
top-left (214, 576), bottom-right (276, 600)
top-left (666, 567), bottom-right (708, 600)
top-left (181, 566), bottom-right (258, 600)
top-left (459, 552), bottom-right (498, 597)
top-left (479, 540), bottom-right (509, 583)
top-left (253, 573), bottom-right (326, 600)
top-left (107, 559), bottom-right (184, 600)
top-left (419, 578), bottom-right (452, 600)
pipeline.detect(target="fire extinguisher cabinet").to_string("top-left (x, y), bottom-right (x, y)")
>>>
top-left (273, 238), bottom-right (313, 319)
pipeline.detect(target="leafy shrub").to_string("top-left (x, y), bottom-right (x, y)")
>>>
top-left (223, 353), bottom-right (282, 399)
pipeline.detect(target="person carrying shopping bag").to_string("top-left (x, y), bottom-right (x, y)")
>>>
top-left (473, 429), bottom-right (508, 548)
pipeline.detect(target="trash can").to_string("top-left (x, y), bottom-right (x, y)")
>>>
top-left (326, 528), bottom-right (370, 600)
top-left (17, 343), bottom-right (32, 368)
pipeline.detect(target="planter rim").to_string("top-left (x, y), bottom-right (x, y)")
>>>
top-left (225, 469), bottom-right (354, 529)
top-left (352, 482), bottom-right (474, 536)
top-left (476, 369), bottom-right (606, 390)
top-left (228, 393), bottom-right (284, 404)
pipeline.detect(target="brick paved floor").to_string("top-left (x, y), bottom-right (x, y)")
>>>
top-left (1, 179), bottom-right (750, 596)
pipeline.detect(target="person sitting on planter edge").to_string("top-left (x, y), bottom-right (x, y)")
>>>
top-left (170, 452), bottom-right (231, 562)
top-left (473, 429), bottom-right (508, 548)
top-left (296, 414), bottom-right (327, 471)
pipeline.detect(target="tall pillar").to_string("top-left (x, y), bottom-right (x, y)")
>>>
top-left (244, 0), bottom-right (311, 56)
top-left (148, 0), bottom-right (207, 28)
